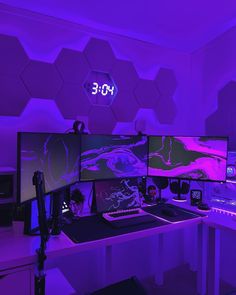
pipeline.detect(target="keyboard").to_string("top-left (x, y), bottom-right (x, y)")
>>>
top-left (109, 209), bottom-right (140, 218)
top-left (102, 208), bottom-right (148, 222)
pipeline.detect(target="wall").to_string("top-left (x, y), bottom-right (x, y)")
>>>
top-left (192, 27), bottom-right (236, 289)
top-left (0, 5), bottom-right (195, 293)
top-left (0, 5), bottom-right (193, 168)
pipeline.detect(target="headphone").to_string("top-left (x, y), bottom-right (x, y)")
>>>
top-left (170, 179), bottom-right (190, 195)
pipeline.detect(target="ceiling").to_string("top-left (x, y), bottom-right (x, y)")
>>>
top-left (1, 0), bottom-right (236, 52)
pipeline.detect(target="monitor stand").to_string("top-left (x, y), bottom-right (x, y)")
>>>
top-left (172, 179), bottom-right (187, 202)
top-left (51, 189), bottom-right (65, 235)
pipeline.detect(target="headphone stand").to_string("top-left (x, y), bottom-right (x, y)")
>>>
top-left (172, 179), bottom-right (187, 202)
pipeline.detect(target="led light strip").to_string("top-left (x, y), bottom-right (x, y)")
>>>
top-left (212, 207), bottom-right (236, 217)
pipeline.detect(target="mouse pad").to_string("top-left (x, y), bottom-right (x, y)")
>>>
top-left (62, 214), bottom-right (168, 243)
top-left (143, 204), bottom-right (205, 223)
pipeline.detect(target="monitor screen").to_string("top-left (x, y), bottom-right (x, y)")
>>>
top-left (148, 136), bottom-right (228, 181)
top-left (95, 178), bottom-right (140, 213)
top-left (80, 134), bottom-right (148, 181)
top-left (18, 132), bottom-right (80, 203)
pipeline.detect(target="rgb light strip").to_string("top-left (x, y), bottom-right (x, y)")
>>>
top-left (212, 207), bottom-right (236, 217)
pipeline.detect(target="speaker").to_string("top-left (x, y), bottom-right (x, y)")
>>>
top-left (51, 190), bottom-right (64, 235)
top-left (0, 202), bottom-right (13, 226)
top-left (138, 177), bottom-right (147, 197)
top-left (153, 177), bottom-right (169, 190)
top-left (0, 168), bottom-right (16, 199)
top-left (170, 179), bottom-right (190, 202)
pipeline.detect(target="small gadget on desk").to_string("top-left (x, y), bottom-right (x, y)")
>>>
top-left (143, 183), bottom-right (167, 205)
top-left (190, 189), bottom-right (202, 206)
top-left (143, 185), bottom-right (157, 205)
top-left (170, 179), bottom-right (190, 202)
top-left (94, 178), bottom-right (157, 228)
top-left (197, 202), bottom-right (211, 212)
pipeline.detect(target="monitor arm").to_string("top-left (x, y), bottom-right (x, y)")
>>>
top-left (32, 171), bottom-right (50, 295)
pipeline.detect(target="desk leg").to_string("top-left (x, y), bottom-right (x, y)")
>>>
top-left (105, 245), bottom-right (113, 284)
top-left (100, 245), bottom-right (113, 288)
top-left (197, 223), bottom-right (207, 295)
top-left (153, 233), bottom-right (164, 286)
top-left (184, 225), bottom-right (198, 271)
top-left (208, 227), bottom-right (220, 295)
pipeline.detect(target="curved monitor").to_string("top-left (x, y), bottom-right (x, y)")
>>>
top-left (148, 136), bottom-right (228, 182)
top-left (18, 132), bottom-right (80, 203)
top-left (80, 134), bottom-right (148, 181)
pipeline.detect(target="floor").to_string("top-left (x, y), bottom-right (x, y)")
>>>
top-left (46, 264), bottom-right (236, 294)
top-left (142, 264), bottom-right (235, 295)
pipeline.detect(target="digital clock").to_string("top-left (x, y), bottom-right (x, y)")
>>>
top-left (91, 82), bottom-right (115, 96)
top-left (84, 71), bottom-right (118, 106)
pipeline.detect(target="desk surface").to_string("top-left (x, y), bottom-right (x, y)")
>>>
top-left (0, 208), bottom-right (202, 273)
top-left (169, 199), bottom-right (236, 231)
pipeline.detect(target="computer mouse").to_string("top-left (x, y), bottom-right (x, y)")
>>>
top-left (161, 208), bottom-right (178, 217)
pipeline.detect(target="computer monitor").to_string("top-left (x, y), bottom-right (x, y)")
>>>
top-left (18, 132), bottom-right (80, 203)
top-left (148, 136), bottom-right (228, 182)
top-left (94, 178), bottom-right (140, 213)
top-left (80, 134), bottom-right (148, 181)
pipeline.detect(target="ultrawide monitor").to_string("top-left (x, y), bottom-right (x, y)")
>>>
top-left (148, 136), bottom-right (228, 182)
top-left (18, 132), bottom-right (80, 203)
top-left (80, 134), bottom-right (148, 181)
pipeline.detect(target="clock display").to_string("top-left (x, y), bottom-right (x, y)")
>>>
top-left (84, 71), bottom-right (118, 106)
top-left (91, 82), bottom-right (115, 96)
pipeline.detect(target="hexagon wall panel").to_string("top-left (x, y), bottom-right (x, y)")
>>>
top-left (84, 38), bottom-right (116, 72)
top-left (21, 60), bottom-right (62, 99)
top-left (134, 79), bottom-right (160, 108)
top-left (0, 76), bottom-right (30, 116)
top-left (205, 80), bottom-right (236, 150)
top-left (0, 34), bottom-right (29, 76)
top-left (154, 95), bottom-right (177, 124)
top-left (217, 81), bottom-right (236, 110)
top-left (111, 88), bottom-right (139, 122)
top-left (111, 59), bottom-right (139, 90)
top-left (88, 106), bottom-right (116, 134)
top-left (155, 68), bottom-right (177, 96)
top-left (55, 84), bottom-right (91, 119)
top-left (55, 48), bottom-right (90, 84)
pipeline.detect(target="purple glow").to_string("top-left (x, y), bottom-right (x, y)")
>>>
top-left (148, 136), bottom-right (228, 181)
top-left (80, 135), bottom-right (147, 181)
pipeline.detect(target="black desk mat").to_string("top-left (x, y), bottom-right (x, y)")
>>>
top-left (143, 204), bottom-right (205, 223)
top-left (62, 214), bottom-right (168, 244)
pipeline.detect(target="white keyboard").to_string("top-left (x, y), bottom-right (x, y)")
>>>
top-left (102, 208), bottom-right (148, 221)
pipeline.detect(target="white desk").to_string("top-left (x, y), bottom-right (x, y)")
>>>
top-left (0, 213), bottom-right (203, 294)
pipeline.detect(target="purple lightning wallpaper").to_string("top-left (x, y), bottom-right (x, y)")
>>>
top-left (80, 135), bottom-right (148, 181)
top-left (95, 178), bottom-right (140, 213)
top-left (18, 132), bottom-right (80, 203)
top-left (148, 136), bottom-right (228, 181)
